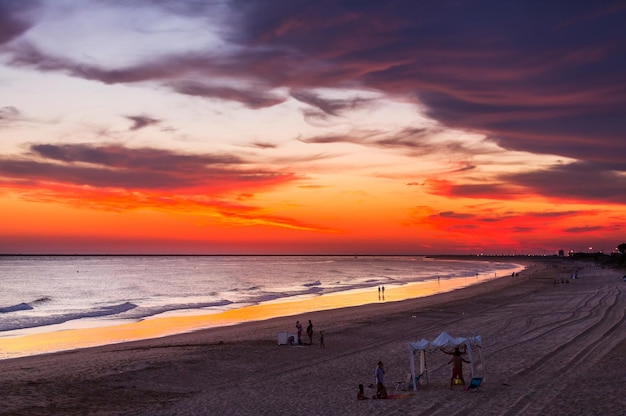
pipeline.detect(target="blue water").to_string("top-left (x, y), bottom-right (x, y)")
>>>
top-left (0, 255), bottom-right (521, 337)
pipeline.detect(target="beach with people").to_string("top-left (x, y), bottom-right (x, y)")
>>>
top-left (0, 257), bottom-right (624, 415)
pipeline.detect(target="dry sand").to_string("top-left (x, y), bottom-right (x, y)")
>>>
top-left (0, 258), bottom-right (624, 415)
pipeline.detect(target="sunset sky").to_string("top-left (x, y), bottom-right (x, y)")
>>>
top-left (1, 1), bottom-right (625, 255)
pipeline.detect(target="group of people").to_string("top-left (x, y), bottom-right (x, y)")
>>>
top-left (357, 361), bottom-right (387, 400)
top-left (377, 285), bottom-right (386, 301)
top-left (295, 319), bottom-right (324, 347)
top-left (357, 346), bottom-right (471, 400)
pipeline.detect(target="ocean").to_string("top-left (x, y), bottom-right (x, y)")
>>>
top-left (0, 255), bottom-right (523, 357)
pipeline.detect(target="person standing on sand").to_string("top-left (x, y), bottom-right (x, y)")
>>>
top-left (442, 347), bottom-right (470, 389)
top-left (319, 330), bottom-right (325, 348)
top-left (296, 320), bottom-right (303, 344)
top-left (373, 361), bottom-right (387, 399)
top-left (375, 361), bottom-right (385, 385)
top-left (306, 320), bottom-right (313, 345)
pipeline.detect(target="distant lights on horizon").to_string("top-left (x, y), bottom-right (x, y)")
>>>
top-left (475, 245), bottom-right (618, 257)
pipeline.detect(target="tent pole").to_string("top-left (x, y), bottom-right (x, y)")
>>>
top-left (420, 350), bottom-right (427, 385)
top-left (466, 341), bottom-right (475, 378)
top-left (481, 347), bottom-right (486, 382)
top-left (409, 346), bottom-right (417, 392)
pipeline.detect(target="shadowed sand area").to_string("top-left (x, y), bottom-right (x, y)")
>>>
top-left (0, 257), bottom-right (624, 415)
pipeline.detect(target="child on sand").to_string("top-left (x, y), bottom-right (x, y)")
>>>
top-left (357, 384), bottom-right (368, 400)
top-left (373, 383), bottom-right (388, 399)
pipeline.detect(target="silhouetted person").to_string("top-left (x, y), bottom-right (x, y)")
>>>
top-left (442, 347), bottom-right (470, 389)
top-left (357, 384), bottom-right (368, 400)
top-left (306, 320), bottom-right (313, 345)
top-left (296, 320), bottom-right (303, 344)
top-left (373, 360), bottom-right (386, 397)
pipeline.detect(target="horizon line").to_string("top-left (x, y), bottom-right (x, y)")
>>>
top-left (0, 253), bottom-right (561, 257)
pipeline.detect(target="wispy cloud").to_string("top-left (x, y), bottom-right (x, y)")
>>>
top-left (250, 141), bottom-right (278, 149)
top-left (563, 225), bottom-right (607, 233)
top-left (291, 90), bottom-right (374, 118)
top-left (0, 106), bottom-right (21, 126)
top-left (299, 127), bottom-right (495, 176)
top-left (171, 80), bottom-right (286, 109)
top-left (410, 207), bottom-right (618, 246)
top-left (125, 115), bottom-right (160, 131)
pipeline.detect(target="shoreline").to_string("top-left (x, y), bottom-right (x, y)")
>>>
top-left (1, 257), bottom-right (624, 415)
top-left (0, 258), bottom-right (524, 360)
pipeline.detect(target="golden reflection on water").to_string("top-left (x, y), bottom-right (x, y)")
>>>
top-left (0, 271), bottom-right (513, 359)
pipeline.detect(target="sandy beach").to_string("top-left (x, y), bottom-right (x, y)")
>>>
top-left (1, 257), bottom-right (624, 415)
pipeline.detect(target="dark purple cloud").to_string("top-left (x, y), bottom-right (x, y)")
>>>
top-left (29, 143), bottom-right (242, 169)
top-left (222, 0), bottom-right (626, 166)
top-left (0, 143), bottom-right (297, 191)
top-left (3, 0), bottom-right (625, 197)
top-left (251, 141), bottom-right (277, 149)
top-left (429, 161), bottom-right (626, 204)
top-left (7, 43), bottom-right (187, 83)
top-left (221, 0), bottom-right (624, 204)
top-left (300, 127), bottom-right (482, 158)
top-left (125, 115), bottom-right (160, 131)
top-left (502, 162), bottom-right (626, 204)
top-left (6, 43), bottom-right (290, 109)
top-left (0, 1), bottom-right (37, 45)
top-left (171, 80), bottom-right (286, 109)
top-left (0, 142), bottom-right (330, 231)
top-left (290, 91), bottom-right (374, 117)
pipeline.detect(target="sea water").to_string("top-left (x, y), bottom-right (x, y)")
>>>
top-left (0, 255), bottom-right (521, 339)
top-left (0, 255), bottom-right (524, 359)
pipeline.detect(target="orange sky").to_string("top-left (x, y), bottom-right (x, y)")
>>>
top-left (1, 1), bottom-right (624, 255)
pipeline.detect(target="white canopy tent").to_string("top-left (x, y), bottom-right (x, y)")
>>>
top-left (408, 332), bottom-right (484, 391)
